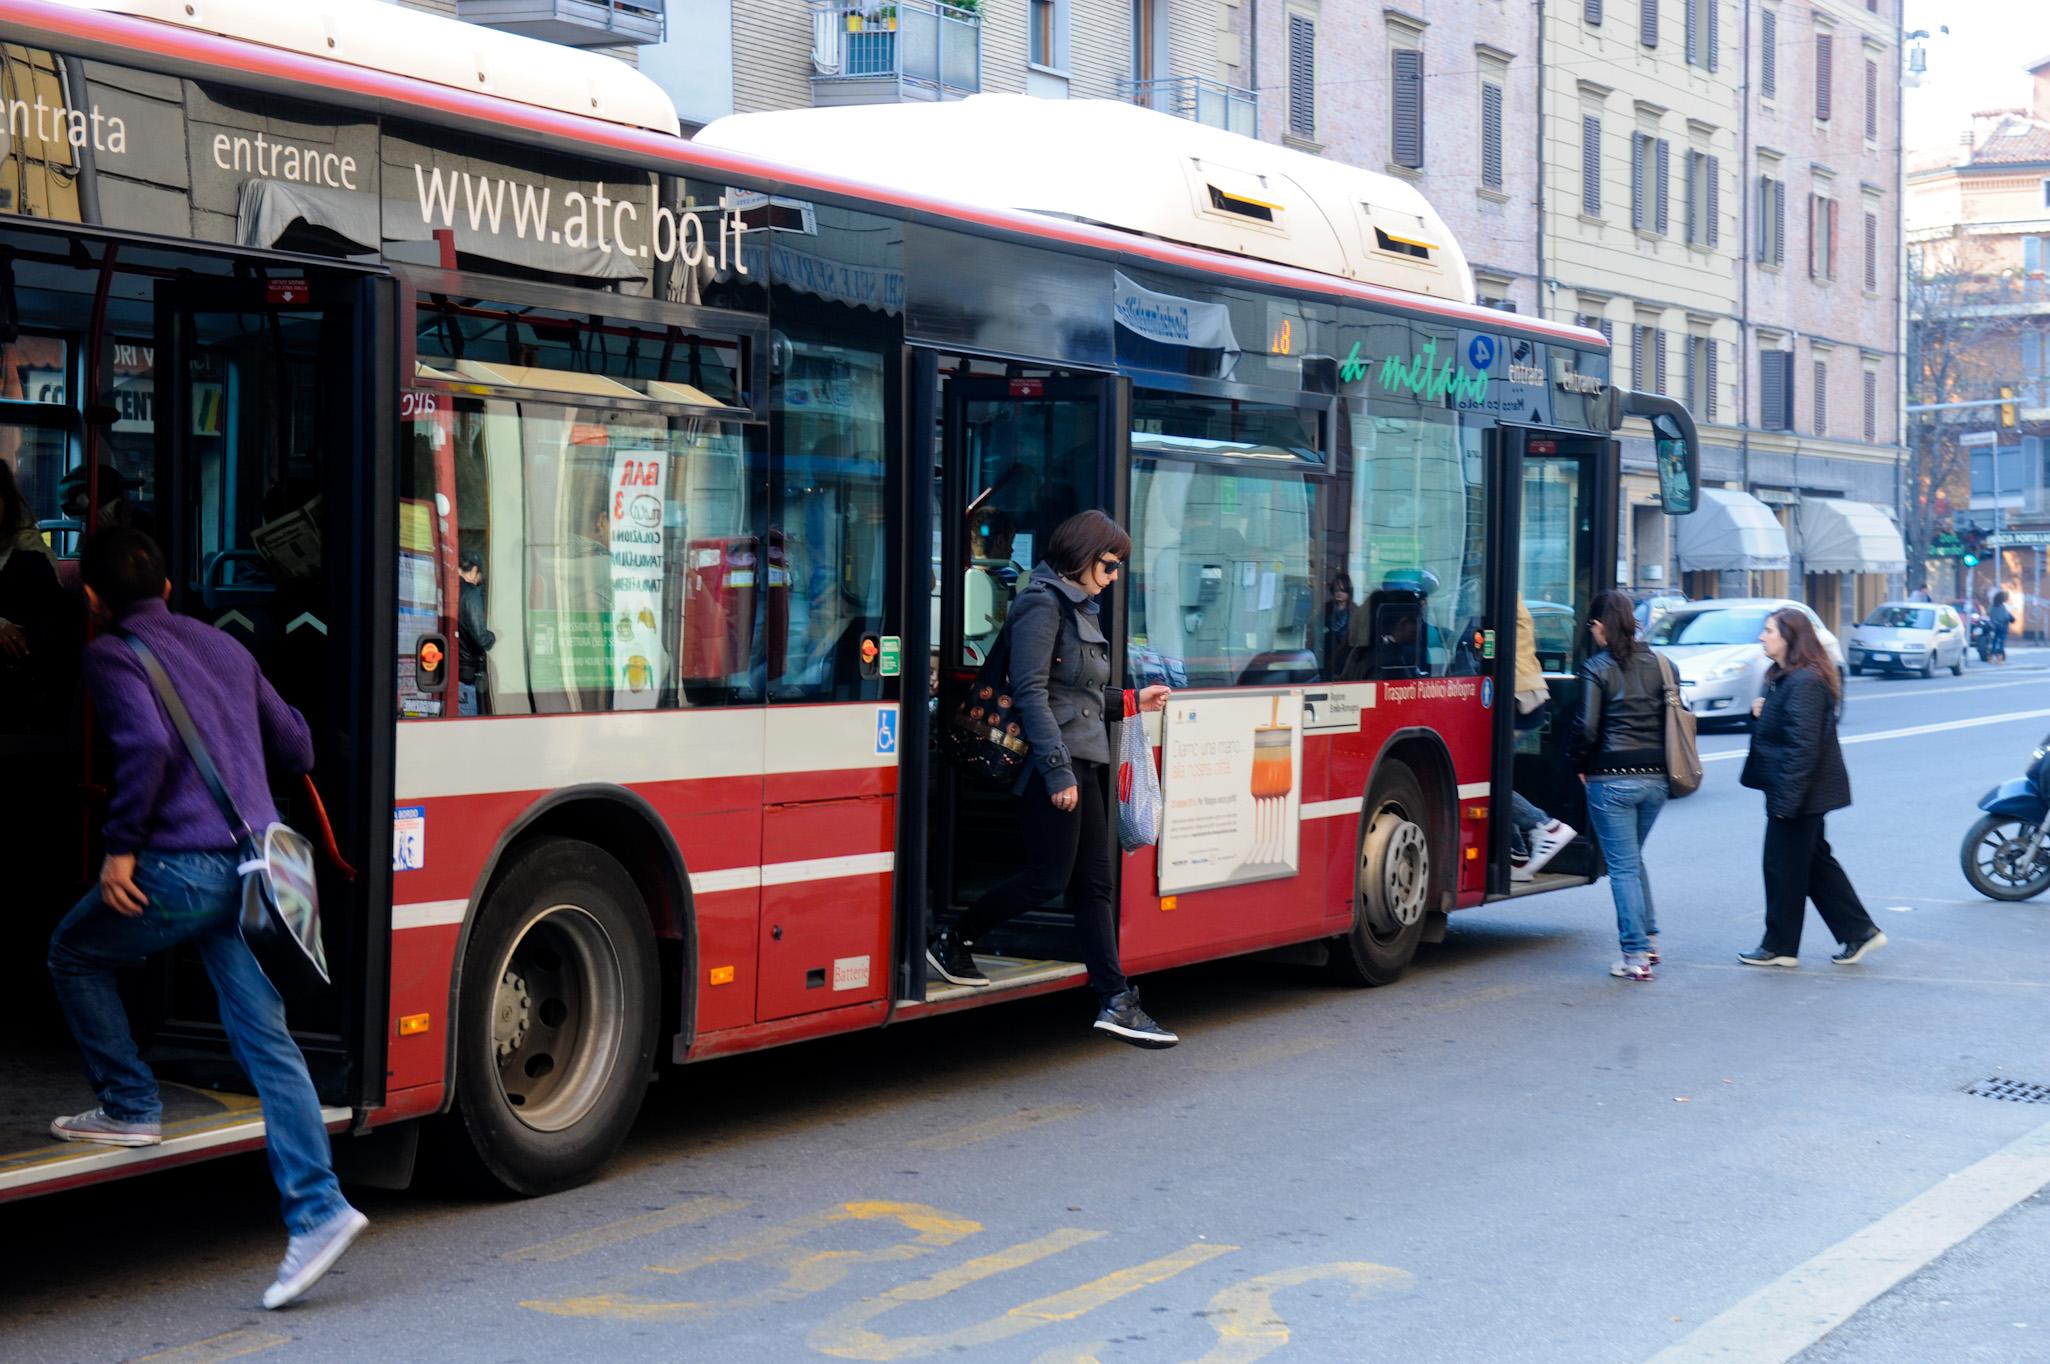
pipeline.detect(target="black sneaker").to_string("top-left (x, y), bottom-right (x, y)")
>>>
top-left (1093, 989), bottom-right (1178, 1049)
top-left (925, 931), bottom-right (990, 987)
top-left (1737, 947), bottom-right (1799, 968)
top-left (1831, 931), bottom-right (1887, 966)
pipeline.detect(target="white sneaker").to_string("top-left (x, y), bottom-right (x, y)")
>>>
top-left (1509, 858), bottom-right (1535, 883)
top-left (263, 1205), bottom-right (368, 1310)
top-left (1521, 821), bottom-right (1577, 878)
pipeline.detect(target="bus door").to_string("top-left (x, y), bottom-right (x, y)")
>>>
top-left (141, 269), bottom-right (392, 1106)
top-left (914, 366), bottom-right (1122, 997)
top-left (1494, 431), bottom-right (1611, 890)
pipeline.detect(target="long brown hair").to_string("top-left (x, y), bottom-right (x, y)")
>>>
top-left (1588, 589), bottom-right (1640, 662)
top-left (1765, 607), bottom-right (1840, 703)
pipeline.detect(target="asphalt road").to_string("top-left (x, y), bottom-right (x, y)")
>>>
top-left (6, 653), bottom-right (2050, 1363)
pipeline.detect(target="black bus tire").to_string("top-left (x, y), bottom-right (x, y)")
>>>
top-left (1329, 760), bottom-right (1434, 987)
top-left (450, 837), bottom-right (658, 1196)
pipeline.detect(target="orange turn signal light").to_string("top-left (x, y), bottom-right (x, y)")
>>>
top-left (709, 965), bottom-right (736, 986)
top-left (398, 1012), bottom-right (431, 1036)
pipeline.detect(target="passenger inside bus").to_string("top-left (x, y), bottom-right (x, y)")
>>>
top-left (962, 507), bottom-right (1022, 664)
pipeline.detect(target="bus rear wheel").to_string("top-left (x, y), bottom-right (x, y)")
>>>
top-left (1329, 761), bottom-right (1434, 987)
top-left (451, 837), bottom-right (658, 1196)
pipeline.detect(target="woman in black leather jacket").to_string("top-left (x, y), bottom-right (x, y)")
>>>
top-left (1569, 590), bottom-right (1671, 981)
top-left (927, 510), bottom-right (1176, 1047)
top-left (1737, 607), bottom-right (1885, 967)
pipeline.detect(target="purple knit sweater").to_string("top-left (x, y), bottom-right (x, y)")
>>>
top-left (85, 597), bottom-right (314, 855)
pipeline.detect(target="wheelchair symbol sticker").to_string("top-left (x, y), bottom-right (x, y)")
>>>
top-left (874, 708), bottom-right (898, 757)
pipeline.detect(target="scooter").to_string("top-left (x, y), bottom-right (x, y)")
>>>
top-left (1961, 734), bottom-right (2050, 900)
top-left (1970, 615), bottom-right (1995, 663)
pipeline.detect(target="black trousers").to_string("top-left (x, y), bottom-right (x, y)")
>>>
top-left (954, 760), bottom-right (1129, 1002)
top-left (1761, 812), bottom-right (1878, 956)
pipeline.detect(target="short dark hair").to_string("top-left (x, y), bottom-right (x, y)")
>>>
top-left (459, 549), bottom-right (483, 572)
top-left (1043, 509), bottom-right (1131, 578)
top-left (81, 527), bottom-right (166, 612)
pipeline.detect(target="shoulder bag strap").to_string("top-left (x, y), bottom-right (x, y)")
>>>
top-left (120, 633), bottom-right (259, 850)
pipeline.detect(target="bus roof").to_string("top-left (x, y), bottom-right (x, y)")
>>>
top-left (695, 97), bottom-right (1476, 306)
top-left (52, 0), bottom-right (681, 135)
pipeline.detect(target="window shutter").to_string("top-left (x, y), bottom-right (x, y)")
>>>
top-left (1707, 0), bottom-right (1719, 71)
top-left (1761, 10), bottom-right (1777, 98)
top-left (1864, 211), bottom-right (1877, 290)
top-left (1288, 16), bottom-right (1317, 140)
top-left (1816, 33), bottom-right (1833, 121)
top-left (1631, 134), bottom-right (1648, 230)
top-left (1598, 317), bottom-right (1614, 346)
top-left (1865, 59), bottom-right (1878, 139)
top-left (1863, 370), bottom-right (1877, 443)
top-left (1808, 194), bottom-right (1819, 277)
top-left (1582, 116), bottom-right (1603, 215)
top-left (1482, 81), bottom-right (1504, 190)
top-left (1773, 180), bottom-right (1786, 264)
top-left (1655, 328), bottom-right (1668, 394)
top-left (1390, 48), bottom-right (1423, 167)
top-left (1762, 350), bottom-right (1789, 430)
top-left (1632, 324), bottom-right (1649, 390)
top-left (1654, 138), bottom-right (1671, 234)
top-left (1685, 0), bottom-right (1699, 64)
top-left (1706, 154), bottom-right (1721, 247)
top-left (1586, 0), bottom-right (1602, 22)
top-left (1813, 359), bottom-right (1828, 435)
top-left (1685, 335), bottom-right (1698, 410)
top-left (1706, 339), bottom-right (1720, 422)
top-left (2025, 331), bottom-right (2042, 375)
top-left (1828, 198), bottom-right (1840, 279)
top-left (1756, 175), bottom-right (1770, 261)
top-left (1641, 0), bottom-right (1657, 48)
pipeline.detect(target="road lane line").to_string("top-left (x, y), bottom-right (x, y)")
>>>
top-left (129, 1330), bottom-right (292, 1364)
top-left (1645, 1116), bottom-right (2050, 1363)
top-left (1701, 706), bottom-right (2050, 762)
top-left (1845, 679), bottom-right (2043, 702)
top-left (501, 1194), bottom-right (747, 1264)
top-left (910, 1103), bottom-right (1095, 1151)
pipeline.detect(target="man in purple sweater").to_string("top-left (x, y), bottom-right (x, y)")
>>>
top-left (48, 528), bottom-right (367, 1310)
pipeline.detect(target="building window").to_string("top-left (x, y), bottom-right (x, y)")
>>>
top-left (1686, 151), bottom-right (1721, 247)
top-left (1586, 0), bottom-right (1602, 23)
top-left (1131, 0), bottom-right (1157, 83)
top-left (1685, 0), bottom-right (1717, 70)
top-left (1582, 116), bottom-right (1603, 215)
top-left (2042, 178), bottom-right (2050, 209)
top-left (1477, 278), bottom-right (1517, 311)
top-left (1863, 369), bottom-right (1878, 443)
top-left (1705, 338), bottom-right (1720, 422)
top-left (1760, 10), bottom-right (1777, 99)
top-left (1481, 80), bottom-right (1505, 191)
top-left (1815, 31), bottom-right (1833, 122)
top-left (1640, 0), bottom-right (1658, 48)
top-left (1864, 58), bottom-right (1878, 140)
top-left (1757, 173), bottom-right (1786, 265)
top-left (1288, 14), bottom-right (1317, 140)
top-left (1761, 348), bottom-right (1793, 429)
top-left (1633, 324), bottom-right (1665, 393)
top-left (1813, 358), bottom-right (1828, 436)
top-left (1390, 47), bottom-right (1423, 167)
top-left (2026, 329), bottom-right (2046, 378)
top-left (1808, 192), bottom-right (1838, 280)
top-left (1031, 0), bottom-right (1056, 66)
top-left (1863, 210), bottom-right (1878, 290)
top-left (1654, 327), bottom-right (1668, 394)
top-left (1632, 133), bottom-right (1669, 233)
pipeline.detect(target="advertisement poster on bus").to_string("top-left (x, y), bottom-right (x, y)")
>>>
top-left (1158, 690), bottom-right (1304, 896)
top-left (608, 445), bottom-right (669, 710)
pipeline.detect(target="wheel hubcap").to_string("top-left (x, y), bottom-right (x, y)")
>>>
top-left (1979, 825), bottom-right (2045, 888)
top-left (489, 904), bottom-right (627, 1133)
top-left (1362, 807), bottom-right (1431, 937)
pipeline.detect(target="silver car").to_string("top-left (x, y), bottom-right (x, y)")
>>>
top-left (1847, 601), bottom-right (1967, 678)
top-left (1648, 598), bottom-right (1847, 727)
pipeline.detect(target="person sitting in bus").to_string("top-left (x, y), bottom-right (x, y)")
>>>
top-left (962, 508), bottom-right (1023, 663)
top-left (46, 528), bottom-right (369, 1308)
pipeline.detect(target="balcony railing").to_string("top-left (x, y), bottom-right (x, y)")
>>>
top-left (1116, 76), bottom-right (1258, 139)
top-left (456, 0), bottom-right (663, 47)
top-left (810, 0), bottom-right (980, 104)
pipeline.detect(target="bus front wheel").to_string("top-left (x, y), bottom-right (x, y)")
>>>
top-left (450, 837), bottom-right (659, 1196)
top-left (1329, 761), bottom-right (1433, 987)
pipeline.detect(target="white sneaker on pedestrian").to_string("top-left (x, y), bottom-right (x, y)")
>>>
top-left (50, 1106), bottom-right (160, 1147)
top-left (1509, 855), bottom-right (1534, 883)
top-left (263, 1205), bottom-right (368, 1310)
top-left (1610, 954), bottom-right (1654, 982)
top-left (1521, 821), bottom-right (1577, 878)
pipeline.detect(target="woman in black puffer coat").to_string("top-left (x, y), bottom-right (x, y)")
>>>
top-left (1737, 607), bottom-right (1886, 968)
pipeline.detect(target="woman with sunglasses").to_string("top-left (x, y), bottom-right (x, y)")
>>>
top-left (927, 510), bottom-right (1176, 1046)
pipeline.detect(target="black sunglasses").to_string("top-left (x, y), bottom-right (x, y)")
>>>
top-left (1097, 555), bottom-right (1123, 574)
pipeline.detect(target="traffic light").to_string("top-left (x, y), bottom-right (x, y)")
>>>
top-left (2001, 387), bottom-right (2018, 428)
top-left (1962, 527), bottom-right (1984, 567)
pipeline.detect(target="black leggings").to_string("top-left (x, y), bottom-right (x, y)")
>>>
top-left (953, 761), bottom-right (1129, 1002)
top-left (1760, 813), bottom-right (1878, 956)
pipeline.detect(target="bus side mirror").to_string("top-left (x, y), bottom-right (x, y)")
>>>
top-left (1610, 389), bottom-right (1700, 516)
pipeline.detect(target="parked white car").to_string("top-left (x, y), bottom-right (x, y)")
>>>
top-left (1648, 598), bottom-right (1847, 727)
top-left (1847, 601), bottom-right (1968, 678)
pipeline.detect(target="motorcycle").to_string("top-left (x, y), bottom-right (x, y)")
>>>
top-left (1970, 615), bottom-right (1994, 662)
top-left (1961, 734), bottom-right (2050, 900)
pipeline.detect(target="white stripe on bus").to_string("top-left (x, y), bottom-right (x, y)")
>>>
top-left (1302, 798), bottom-right (1364, 821)
top-left (1456, 782), bottom-right (1491, 799)
top-left (391, 899), bottom-right (467, 930)
top-left (394, 704), bottom-right (898, 800)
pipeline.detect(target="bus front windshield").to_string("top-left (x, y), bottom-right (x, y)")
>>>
top-left (1651, 609), bottom-right (1771, 646)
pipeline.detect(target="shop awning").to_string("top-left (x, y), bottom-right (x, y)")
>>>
top-left (1675, 487), bottom-right (1791, 572)
top-left (1797, 498), bottom-right (1908, 573)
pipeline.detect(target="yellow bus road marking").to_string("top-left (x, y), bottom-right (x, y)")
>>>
top-left (128, 1329), bottom-right (292, 1364)
top-left (910, 1103), bottom-right (1095, 1151)
top-left (522, 1201), bottom-right (981, 1323)
top-left (1190, 1262), bottom-right (1415, 1364)
top-left (811, 1231), bottom-right (1239, 1359)
top-left (501, 1194), bottom-right (747, 1264)
top-left (1031, 1349), bottom-right (1105, 1364)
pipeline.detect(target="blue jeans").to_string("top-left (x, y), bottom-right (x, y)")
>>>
top-left (1584, 776), bottom-right (1669, 955)
top-left (47, 849), bottom-right (349, 1236)
top-left (1509, 791), bottom-right (1548, 855)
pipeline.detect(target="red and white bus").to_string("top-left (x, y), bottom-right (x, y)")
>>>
top-left (0, 0), bottom-right (1699, 1200)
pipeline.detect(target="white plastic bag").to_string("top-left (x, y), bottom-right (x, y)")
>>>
top-left (1117, 698), bottom-right (1162, 852)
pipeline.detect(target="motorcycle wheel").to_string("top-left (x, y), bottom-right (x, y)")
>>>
top-left (1960, 814), bottom-right (2050, 901)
